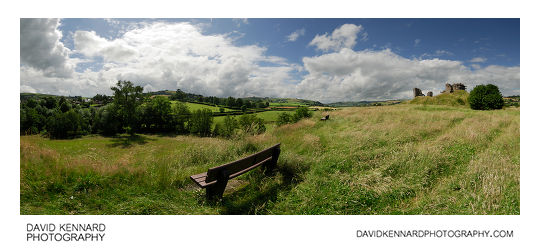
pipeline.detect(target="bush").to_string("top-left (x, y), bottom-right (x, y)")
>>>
top-left (238, 114), bottom-right (266, 135)
top-left (468, 84), bottom-right (504, 110)
top-left (277, 112), bottom-right (292, 126)
top-left (292, 106), bottom-right (312, 122)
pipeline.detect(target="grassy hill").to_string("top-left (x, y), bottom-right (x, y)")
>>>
top-left (409, 90), bottom-right (469, 107)
top-left (20, 104), bottom-right (519, 214)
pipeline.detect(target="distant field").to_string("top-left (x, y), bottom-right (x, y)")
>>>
top-left (171, 101), bottom-right (234, 112)
top-left (213, 110), bottom-right (293, 128)
top-left (269, 102), bottom-right (306, 107)
top-left (20, 104), bottom-right (519, 214)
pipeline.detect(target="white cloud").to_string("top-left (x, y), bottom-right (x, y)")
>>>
top-left (74, 30), bottom-right (138, 62)
top-left (414, 39), bottom-right (421, 46)
top-left (20, 20), bottom-right (520, 103)
top-left (287, 28), bottom-right (305, 42)
top-left (309, 24), bottom-right (365, 52)
top-left (20, 85), bottom-right (37, 93)
top-left (469, 57), bottom-right (487, 63)
top-left (296, 48), bottom-right (519, 102)
top-left (20, 18), bottom-right (74, 78)
top-left (21, 21), bottom-right (297, 99)
top-left (471, 64), bottom-right (482, 70)
top-left (418, 49), bottom-right (454, 59)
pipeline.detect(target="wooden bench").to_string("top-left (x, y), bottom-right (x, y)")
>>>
top-left (190, 143), bottom-right (281, 200)
top-left (321, 115), bottom-right (329, 121)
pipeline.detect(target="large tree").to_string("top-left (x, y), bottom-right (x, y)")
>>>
top-left (111, 80), bottom-right (144, 134)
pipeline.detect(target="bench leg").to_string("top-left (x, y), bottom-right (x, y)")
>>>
top-left (264, 147), bottom-right (281, 176)
top-left (206, 170), bottom-right (229, 200)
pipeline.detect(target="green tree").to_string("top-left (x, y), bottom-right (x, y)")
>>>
top-left (146, 96), bottom-right (173, 132)
top-left (43, 96), bottom-right (57, 109)
top-left (172, 102), bottom-right (191, 133)
top-left (92, 104), bottom-right (121, 136)
top-left (59, 100), bottom-right (72, 113)
top-left (221, 115), bottom-right (238, 138)
top-left (189, 108), bottom-right (213, 136)
top-left (235, 98), bottom-right (244, 108)
top-left (212, 122), bottom-right (222, 137)
top-left (46, 109), bottom-right (84, 139)
top-left (110, 80), bottom-right (144, 134)
top-left (21, 106), bottom-right (43, 134)
top-left (469, 84), bottom-right (504, 110)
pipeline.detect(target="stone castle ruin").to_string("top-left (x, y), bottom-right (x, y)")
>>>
top-left (441, 83), bottom-right (466, 93)
top-left (413, 83), bottom-right (466, 98)
top-left (413, 88), bottom-right (425, 97)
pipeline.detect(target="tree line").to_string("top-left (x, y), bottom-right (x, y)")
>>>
top-left (170, 89), bottom-right (270, 109)
top-left (20, 81), bottom-right (276, 139)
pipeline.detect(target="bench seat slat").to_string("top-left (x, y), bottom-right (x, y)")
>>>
top-left (205, 143), bottom-right (279, 183)
top-left (189, 143), bottom-right (280, 194)
top-left (229, 156), bottom-right (272, 179)
top-left (190, 172), bottom-right (218, 188)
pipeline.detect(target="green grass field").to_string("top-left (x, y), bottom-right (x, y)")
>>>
top-left (172, 101), bottom-right (234, 112)
top-left (20, 104), bottom-right (519, 214)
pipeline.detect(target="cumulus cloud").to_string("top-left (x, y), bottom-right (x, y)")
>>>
top-left (309, 24), bottom-right (365, 52)
top-left (20, 20), bottom-right (520, 103)
top-left (296, 48), bottom-right (519, 102)
top-left (21, 21), bottom-right (297, 99)
top-left (469, 57), bottom-right (487, 63)
top-left (287, 28), bottom-right (305, 42)
top-left (20, 18), bottom-right (74, 78)
top-left (74, 30), bottom-right (138, 62)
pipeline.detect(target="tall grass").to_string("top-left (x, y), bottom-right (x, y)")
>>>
top-left (409, 90), bottom-right (469, 107)
top-left (20, 104), bottom-right (519, 214)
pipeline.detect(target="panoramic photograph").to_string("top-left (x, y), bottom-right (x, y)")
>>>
top-left (20, 18), bottom-right (520, 215)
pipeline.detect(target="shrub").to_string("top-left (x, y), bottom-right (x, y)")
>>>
top-left (292, 106), bottom-right (312, 122)
top-left (212, 122), bottom-right (222, 137)
top-left (468, 84), bottom-right (504, 110)
top-left (277, 112), bottom-right (292, 126)
top-left (238, 114), bottom-right (266, 134)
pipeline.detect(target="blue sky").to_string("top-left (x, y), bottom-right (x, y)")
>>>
top-left (20, 18), bottom-right (520, 102)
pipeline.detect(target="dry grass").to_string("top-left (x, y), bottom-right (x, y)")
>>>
top-left (20, 104), bottom-right (519, 215)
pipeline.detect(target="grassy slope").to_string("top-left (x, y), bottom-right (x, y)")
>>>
top-left (409, 90), bottom-right (469, 107)
top-left (20, 105), bottom-right (519, 214)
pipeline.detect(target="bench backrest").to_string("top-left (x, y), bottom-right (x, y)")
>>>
top-left (205, 143), bottom-right (280, 183)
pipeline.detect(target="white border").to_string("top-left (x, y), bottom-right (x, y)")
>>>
top-left (4, 1), bottom-right (538, 247)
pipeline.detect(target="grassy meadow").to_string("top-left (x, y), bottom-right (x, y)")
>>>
top-left (20, 104), bottom-right (519, 214)
top-left (172, 101), bottom-right (235, 112)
